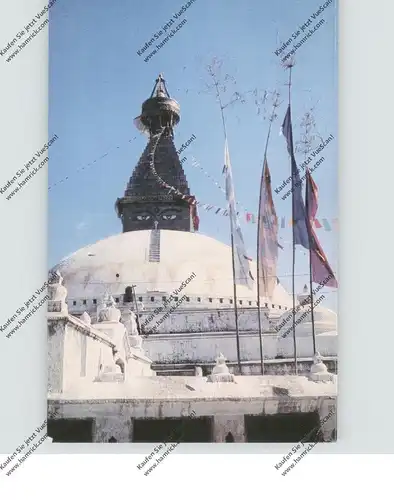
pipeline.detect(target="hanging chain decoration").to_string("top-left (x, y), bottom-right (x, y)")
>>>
top-left (147, 127), bottom-right (200, 230)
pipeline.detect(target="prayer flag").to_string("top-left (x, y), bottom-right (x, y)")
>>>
top-left (224, 140), bottom-right (254, 290)
top-left (305, 169), bottom-right (338, 288)
top-left (281, 105), bottom-right (310, 249)
top-left (257, 157), bottom-right (279, 299)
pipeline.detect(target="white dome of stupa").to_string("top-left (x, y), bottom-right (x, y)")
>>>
top-left (53, 229), bottom-right (293, 310)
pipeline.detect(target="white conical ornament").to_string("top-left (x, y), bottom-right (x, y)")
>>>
top-left (207, 353), bottom-right (235, 383)
top-left (80, 311), bottom-right (91, 325)
top-left (309, 352), bottom-right (333, 382)
top-left (47, 271), bottom-right (68, 313)
top-left (98, 294), bottom-right (121, 323)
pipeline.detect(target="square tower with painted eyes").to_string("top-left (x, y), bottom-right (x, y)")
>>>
top-left (115, 74), bottom-right (199, 233)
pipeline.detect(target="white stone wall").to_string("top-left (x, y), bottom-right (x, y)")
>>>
top-left (48, 314), bottom-right (156, 392)
top-left (143, 333), bottom-right (277, 363)
top-left (142, 307), bottom-right (270, 334)
top-left (62, 325), bottom-right (84, 391)
top-left (213, 414), bottom-right (245, 443)
top-left (54, 322), bottom-right (115, 392)
top-left (143, 331), bottom-right (337, 364)
top-left (126, 353), bottom-right (156, 377)
top-left (94, 416), bottom-right (133, 443)
top-left (49, 395), bottom-right (336, 443)
top-left (319, 399), bottom-right (337, 441)
top-left (47, 321), bottom-right (65, 393)
top-left (94, 321), bottom-right (126, 358)
top-left (276, 333), bottom-right (337, 358)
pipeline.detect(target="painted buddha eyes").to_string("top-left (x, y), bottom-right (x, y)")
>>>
top-left (135, 213), bottom-right (177, 221)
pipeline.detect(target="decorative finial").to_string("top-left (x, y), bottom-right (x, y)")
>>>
top-left (98, 294), bottom-right (121, 323)
top-left (313, 351), bottom-right (323, 364)
top-left (81, 311), bottom-right (91, 325)
top-left (156, 75), bottom-right (166, 97)
top-left (101, 293), bottom-right (115, 308)
top-left (207, 352), bottom-right (235, 383)
top-left (139, 76), bottom-right (180, 132)
top-left (309, 351), bottom-right (333, 382)
top-left (154, 220), bottom-right (159, 230)
top-left (217, 353), bottom-right (226, 365)
top-left (48, 271), bottom-right (68, 313)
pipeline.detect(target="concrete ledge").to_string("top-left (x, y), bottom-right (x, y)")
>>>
top-left (48, 313), bottom-right (115, 348)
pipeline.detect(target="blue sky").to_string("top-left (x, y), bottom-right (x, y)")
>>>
top-left (49, 0), bottom-right (337, 310)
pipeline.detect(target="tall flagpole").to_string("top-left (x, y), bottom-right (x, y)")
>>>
top-left (306, 186), bottom-right (317, 354)
top-left (131, 284), bottom-right (142, 335)
top-left (287, 64), bottom-right (298, 375)
top-left (299, 112), bottom-right (317, 355)
top-left (210, 71), bottom-right (242, 375)
top-left (256, 93), bottom-right (280, 376)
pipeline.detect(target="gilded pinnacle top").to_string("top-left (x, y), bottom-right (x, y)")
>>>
top-left (139, 74), bottom-right (181, 133)
top-left (152, 74), bottom-right (167, 98)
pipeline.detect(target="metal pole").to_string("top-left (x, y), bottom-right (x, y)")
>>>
top-left (305, 172), bottom-right (317, 354)
top-left (256, 120), bottom-right (274, 375)
top-left (256, 93), bottom-right (281, 376)
top-left (231, 232), bottom-right (242, 375)
top-left (212, 73), bottom-right (242, 375)
top-left (287, 65), bottom-right (298, 375)
top-left (256, 169), bottom-right (265, 376)
top-left (131, 285), bottom-right (142, 335)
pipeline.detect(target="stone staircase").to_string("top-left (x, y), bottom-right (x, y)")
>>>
top-left (148, 228), bottom-right (161, 262)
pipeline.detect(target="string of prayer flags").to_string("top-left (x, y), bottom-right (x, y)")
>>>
top-left (148, 129), bottom-right (199, 230)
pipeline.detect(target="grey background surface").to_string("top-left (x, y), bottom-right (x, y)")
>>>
top-left (0, 0), bottom-right (393, 456)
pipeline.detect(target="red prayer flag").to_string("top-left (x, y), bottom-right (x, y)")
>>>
top-left (305, 169), bottom-right (338, 288)
top-left (257, 157), bottom-right (279, 298)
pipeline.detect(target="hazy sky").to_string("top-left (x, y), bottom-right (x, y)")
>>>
top-left (49, 0), bottom-right (337, 310)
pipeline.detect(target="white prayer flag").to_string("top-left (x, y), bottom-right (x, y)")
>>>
top-left (223, 140), bottom-right (254, 290)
